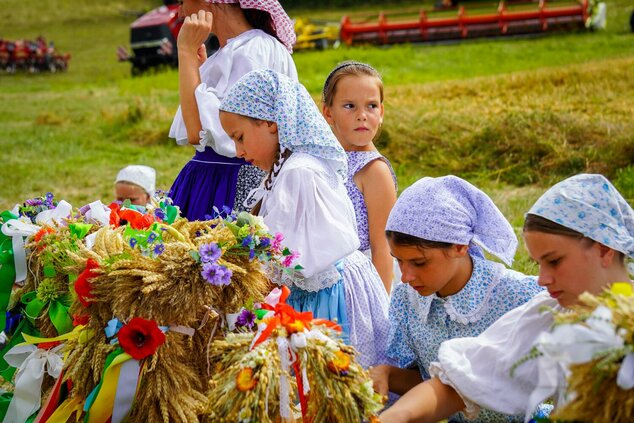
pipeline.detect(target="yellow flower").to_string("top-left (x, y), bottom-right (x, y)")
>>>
top-left (610, 282), bottom-right (633, 297)
top-left (327, 350), bottom-right (351, 375)
top-left (236, 367), bottom-right (258, 392)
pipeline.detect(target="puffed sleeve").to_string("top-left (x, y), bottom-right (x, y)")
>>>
top-left (429, 291), bottom-right (556, 419)
top-left (386, 284), bottom-right (417, 367)
top-left (261, 165), bottom-right (359, 280)
top-left (170, 32), bottom-right (298, 157)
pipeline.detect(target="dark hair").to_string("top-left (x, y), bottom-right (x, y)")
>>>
top-left (385, 230), bottom-right (453, 250)
top-left (523, 214), bottom-right (585, 238)
top-left (524, 214), bottom-right (625, 263)
top-left (322, 61), bottom-right (384, 106)
top-left (242, 9), bottom-right (279, 44)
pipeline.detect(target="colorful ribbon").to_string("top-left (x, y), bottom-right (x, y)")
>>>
top-left (21, 292), bottom-right (73, 336)
top-left (0, 211), bottom-right (18, 331)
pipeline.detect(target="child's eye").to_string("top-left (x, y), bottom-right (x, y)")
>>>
top-left (413, 261), bottom-right (427, 267)
top-left (343, 103), bottom-right (354, 109)
top-left (548, 258), bottom-right (561, 267)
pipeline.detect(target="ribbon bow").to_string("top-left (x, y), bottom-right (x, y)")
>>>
top-left (22, 291), bottom-right (73, 336)
top-left (2, 343), bottom-right (64, 423)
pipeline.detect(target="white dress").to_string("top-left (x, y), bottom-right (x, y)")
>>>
top-left (429, 291), bottom-right (561, 420)
top-left (169, 29), bottom-right (298, 156)
top-left (259, 153), bottom-right (391, 367)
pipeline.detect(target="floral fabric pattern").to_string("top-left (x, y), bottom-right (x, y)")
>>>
top-left (386, 176), bottom-right (518, 266)
top-left (528, 173), bottom-right (634, 259)
top-left (387, 255), bottom-right (544, 422)
top-left (345, 151), bottom-right (397, 251)
top-left (220, 69), bottom-right (348, 182)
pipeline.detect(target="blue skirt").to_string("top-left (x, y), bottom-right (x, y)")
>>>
top-left (169, 147), bottom-right (246, 221)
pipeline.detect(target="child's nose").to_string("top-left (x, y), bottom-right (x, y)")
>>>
top-left (537, 269), bottom-right (553, 286)
top-left (400, 264), bottom-right (415, 283)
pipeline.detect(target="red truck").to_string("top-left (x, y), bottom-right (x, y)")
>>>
top-left (118, 0), bottom-right (218, 75)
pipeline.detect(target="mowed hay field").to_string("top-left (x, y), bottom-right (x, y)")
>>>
top-left (1, 0), bottom-right (633, 272)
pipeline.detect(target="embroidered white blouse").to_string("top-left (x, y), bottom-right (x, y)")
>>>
top-left (169, 29), bottom-right (298, 157)
top-left (429, 291), bottom-right (560, 420)
top-left (259, 153), bottom-right (360, 292)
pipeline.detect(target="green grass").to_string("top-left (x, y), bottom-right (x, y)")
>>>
top-left (1, 0), bottom-right (633, 273)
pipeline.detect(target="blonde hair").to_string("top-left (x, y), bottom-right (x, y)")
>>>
top-left (322, 61), bottom-right (384, 106)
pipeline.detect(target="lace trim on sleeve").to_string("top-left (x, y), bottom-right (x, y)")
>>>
top-left (429, 361), bottom-right (481, 420)
top-left (194, 129), bottom-right (211, 152)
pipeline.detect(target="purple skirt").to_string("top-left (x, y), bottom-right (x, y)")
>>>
top-left (169, 147), bottom-right (245, 221)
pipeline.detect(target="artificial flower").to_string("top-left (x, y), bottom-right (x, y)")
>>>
top-left (236, 367), bottom-right (257, 392)
top-left (201, 262), bottom-right (232, 286)
top-left (200, 243), bottom-right (222, 263)
top-left (236, 309), bottom-right (256, 329)
top-left (327, 350), bottom-right (351, 376)
top-left (118, 317), bottom-right (166, 360)
top-left (74, 258), bottom-right (100, 307)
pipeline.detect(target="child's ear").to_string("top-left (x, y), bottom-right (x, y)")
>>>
top-left (597, 243), bottom-right (617, 267)
top-left (451, 244), bottom-right (469, 258)
top-left (265, 121), bottom-right (278, 134)
top-left (322, 105), bottom-right (334, 125)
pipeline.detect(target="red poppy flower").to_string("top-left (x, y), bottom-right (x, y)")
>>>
top-left (74, 258), bottom-right (99, 307)
top-left (118, 317), bottom-right (166, 360)
top-left (72, 314), bottom-right (90, 326)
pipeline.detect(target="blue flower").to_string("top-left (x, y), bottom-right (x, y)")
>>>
top-left (154, 208), bottom-right (166, 220)
top-left (199, 243), bottom-right (222, 263)
top-left (129, 238), bottom-right (138, 248)
top-left (241, 235), bottom-right (253, 248)
top-left (148, 232), bottom-right (157, 243)
top-left (259, 237), bottom-right (271, 248)
top-left (201, 262), bottom-right (232, 286)
top-left (153, 244), bottom-right (165, 255)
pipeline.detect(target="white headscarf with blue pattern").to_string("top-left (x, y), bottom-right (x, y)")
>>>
top-left (386, 175), bottom-right (518, 266)
top-left (527, 174), bottom-right (634, 259)
top-left (219, 69), bottom-right (347, 181)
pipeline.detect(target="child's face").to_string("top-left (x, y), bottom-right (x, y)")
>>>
top-left (220, 112), bottom-right (279, 171)
top-left (322, 75), bottom-right (384, 151)
top-left (177, 0), bottom-right (208, 18)
top-left (115, 183), bottom-right (149, 206)
top-left (389, 240), bottom-right (469, 297)
top-left (524, 231), bottom-right (608, 307)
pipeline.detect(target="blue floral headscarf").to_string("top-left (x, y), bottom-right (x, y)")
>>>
top-left (386, 175), bottom-right (518, 266)
top-left (527, 174), bottom-right (634, 259)
top-left (219, 69), bottom-right (347, 181)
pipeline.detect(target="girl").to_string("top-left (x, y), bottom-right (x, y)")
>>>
top-left (169, 0), bottom-right (297, 219)
top-left (379, 174), bottom-right (634, 422)
top-left (114, 165), bottom-right (156, 206)
top-left (218, 69), bottom-right (390, 367)
top-left (322, 61), bottom-right (397, 292)
top-left (372, 175), bottom-right (543, 422)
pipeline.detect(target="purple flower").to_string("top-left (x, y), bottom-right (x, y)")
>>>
top-left (282, 251), bottom-right (300, 267)
top-left (272, 233), bottom-right (284, 253)
top-left (129, 238), bottom-right (138, 248)
top-left (201, 262), bottom-right (232, 286)
top-left (236, 309), bottom-right (256, 329)
top-left (154, 208), bottom-right (166, 220)
top-left (153, 244), bottom-right (165, 255)
top-left (199, 243), bottom-right (222, 263)
top-left (249, 249), bottom-right (255, 260)
top-left (147, 232), bottom-right (157, 243)
top-left (241, 235), bottom-right (253, 248)
top-left (259, 237), bottom-right (271, 248)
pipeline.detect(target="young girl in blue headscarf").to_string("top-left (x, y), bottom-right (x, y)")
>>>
top-left (371, 175), bottom-right (544, 422)
top-left (380, 174), bottom-right (634, 423)
top-left (218, 69), bottom-right (390, 367)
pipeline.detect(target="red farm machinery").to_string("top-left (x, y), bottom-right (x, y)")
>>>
top-left (118, 0), bottom-right (218, 75)
top-left (339, 0), bottom-right (602, 46)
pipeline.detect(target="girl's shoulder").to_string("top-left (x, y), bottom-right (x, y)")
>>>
top-left (277, 153), bottom-right (337, 186)
top-left (347, 151), bottom-right (397, 188)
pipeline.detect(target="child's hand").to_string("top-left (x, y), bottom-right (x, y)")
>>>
top-left (177, 10), bottom-right (213, 57)
top-left (369, 364), bottom-right (391, 398)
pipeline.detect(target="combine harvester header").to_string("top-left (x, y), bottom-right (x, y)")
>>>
top-left (340, 0), bottom-right (603, 45)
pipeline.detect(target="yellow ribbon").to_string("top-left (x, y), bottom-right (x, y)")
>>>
top-left (46, 397), bottom-right (83, 423)
top-left (20, 325), bottom-right (86, 346)
top-left (87, 352), bottom-right (132, 423)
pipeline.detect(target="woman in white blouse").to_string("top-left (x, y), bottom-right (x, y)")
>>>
top-left (169, 0), bottom-right (297, 220)
top-left (218, 69), bottom-right (391, 368)
top-left (379, 174), bottom-right (634, 422)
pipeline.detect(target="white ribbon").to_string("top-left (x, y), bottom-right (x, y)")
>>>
top-left (84, 200), bottom-right (111, 227)
top-left (617, 353), bottom-right (634, 390)
top-left (1, 219), bottom-right (40, 284)
top-left (277, 336), bottom-right (292, 419)
top-left (525, 306), bottom-right (625, 421)
top-left (111, 359), bottom-right (141, 423)
top-left (34, 200), bottom-right (72, 226)
top-left (2, 344), bottom-right (64, 423)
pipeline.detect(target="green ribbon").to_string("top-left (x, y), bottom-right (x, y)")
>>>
top-left (83, 347), bottom-right (125, 418)
top-left (22, 291), bottom-right (73, 336)
top-left (0, 391), bottom-right (13, 421)
top-left (0, 211), bottom-right (18, 332)
top-left (69, 223), bottom-right (92, 240)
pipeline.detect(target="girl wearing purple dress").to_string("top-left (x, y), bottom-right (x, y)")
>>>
top-left (322, 61), bottom-right (398, 292)
top-left (169, 0), bottom-right (297, 219)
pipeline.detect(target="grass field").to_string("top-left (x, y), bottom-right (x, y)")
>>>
top-left (1, 0), bottom-right (633, 273)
